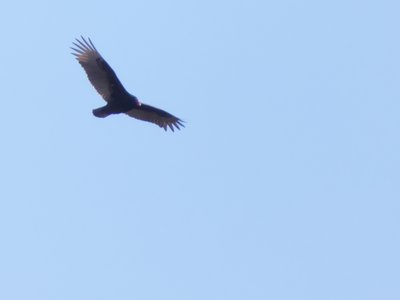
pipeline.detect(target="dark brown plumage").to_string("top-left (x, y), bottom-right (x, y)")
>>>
top-left (71, 36), bottom-right (184, 131)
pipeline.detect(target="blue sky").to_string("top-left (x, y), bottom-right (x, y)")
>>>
top-left (0, 0), bottom-right (399, 299)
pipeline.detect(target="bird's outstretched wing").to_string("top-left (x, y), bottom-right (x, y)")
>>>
top-left (125, 104), bottom-right (185, 131)
top-left (71, 36), bottom-right (126, 101)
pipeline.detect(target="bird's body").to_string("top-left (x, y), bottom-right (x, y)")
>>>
top-left (92, 92), bottom-right (139, 117)
top-left (71, 37), bottom-right (184, 131)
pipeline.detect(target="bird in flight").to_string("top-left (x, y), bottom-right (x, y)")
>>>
top-left (71, 36), bottom-right (184, 131)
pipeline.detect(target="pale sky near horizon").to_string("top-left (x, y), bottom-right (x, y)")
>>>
top-left (0, 1), bottom-right (399, 299)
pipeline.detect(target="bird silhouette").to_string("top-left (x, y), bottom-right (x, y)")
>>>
top-left (71, 37), bottom-right (184, 131)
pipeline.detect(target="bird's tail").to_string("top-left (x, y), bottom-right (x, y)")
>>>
top-left (92, 105), bottom-right (112, 118)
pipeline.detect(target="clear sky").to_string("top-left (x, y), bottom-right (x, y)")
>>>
top-left (0, 0), bottom-right (399, 299)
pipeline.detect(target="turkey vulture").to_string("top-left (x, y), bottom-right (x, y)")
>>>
top-left (71, 36), bottom-right (184, 131)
